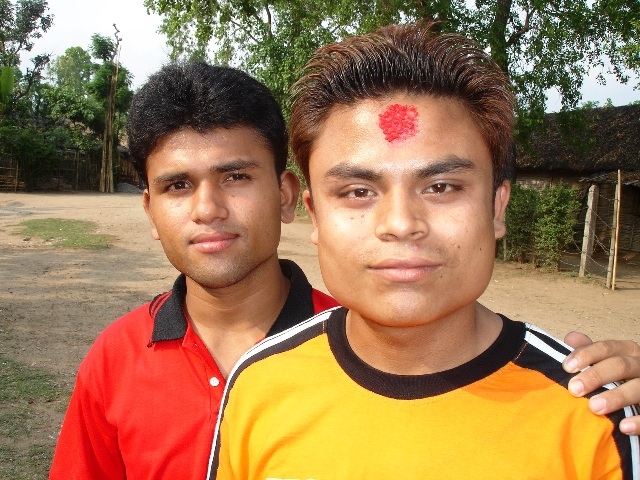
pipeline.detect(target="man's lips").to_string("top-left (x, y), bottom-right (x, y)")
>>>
top-left (368, 258), bottom-right (441, 282)
top-left (190, 231), bottom-right (238, 253)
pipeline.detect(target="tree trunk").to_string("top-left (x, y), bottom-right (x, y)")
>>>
top-left (489, 0), bottom-right (512, 75)
top-left (99, 59), bottom-right (120, 193)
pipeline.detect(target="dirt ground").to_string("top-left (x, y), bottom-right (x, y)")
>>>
top-left (0, 191), bottom-right (639, 439)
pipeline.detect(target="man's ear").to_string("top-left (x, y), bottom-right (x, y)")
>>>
top-left (493, 180), bottom-right (511, 240)
top-left (279, 170), bottom-right (300, 224)
top-left (302, 189), bottom-right (318, 246)
top-left (142, 189), bottom-right (160, 240)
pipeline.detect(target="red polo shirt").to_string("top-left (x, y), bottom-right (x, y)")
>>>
top-left (49, 260), bottom-right (337, 479)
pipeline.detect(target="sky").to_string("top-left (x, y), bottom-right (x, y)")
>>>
top-left (26, 0), bottom-right (640, 111)
top-left (28, 0), bottom-right (170, 89)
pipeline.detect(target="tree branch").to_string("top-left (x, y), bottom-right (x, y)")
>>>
top-left (507, 8), bottom-right (535, 47)
top-left (228, 17), bottom-right (259, 43)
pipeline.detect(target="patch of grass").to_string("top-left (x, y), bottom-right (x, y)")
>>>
top-left (15, 218), bottom-right (112, 249)
top-left (0, 356), bottom-right (68, 479)
top-left (0, 443), bottom-right (55, 480)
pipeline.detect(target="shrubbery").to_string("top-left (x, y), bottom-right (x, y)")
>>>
top-left (502, 183), bottom-right (581, 270)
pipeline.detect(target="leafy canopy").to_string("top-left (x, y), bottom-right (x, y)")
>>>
top-left (145, 0), bottom-right (640, 126)
top-left (0, 0), bottom-right (53, 106)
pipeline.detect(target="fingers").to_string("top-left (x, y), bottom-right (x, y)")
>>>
top-left (563, 331), bottom-right (593, 349)
top-left (563, 339), bottom-right (640, 374)
top-left (586, 379), bottom-right (640, 435)
top-left (563, 339), bottom-right (640, 436)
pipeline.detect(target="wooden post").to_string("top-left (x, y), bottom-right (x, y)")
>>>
top-left (579, 184), bottom-right (598, 277)
top-left (611, 170), bottom-right (622, 290)
top-left (606, 170), bottom-right (622, 289)
top-left (13, 162), bottom-right (19, 192)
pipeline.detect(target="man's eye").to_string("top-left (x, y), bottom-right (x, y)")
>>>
top-left (343, 188), bottom-right (373, 198)
top-left (225, 172), bottom-right (250, 182)
top-left (167, 181), bottom-right (188, 191)
top-left (425, 183), bottom-right (454, 194)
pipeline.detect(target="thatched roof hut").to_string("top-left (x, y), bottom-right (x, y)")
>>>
top-left (516, 104), bottom-right (640, 253)
top-left (517, 104), bottom-right (640, 175)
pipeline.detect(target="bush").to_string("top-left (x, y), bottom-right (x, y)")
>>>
top-left (503, 183), bottom-right (538, 262)
top-left (533, 185), bottom-right (581, 269)
top-left (503, 183), bottom-right (580, 270)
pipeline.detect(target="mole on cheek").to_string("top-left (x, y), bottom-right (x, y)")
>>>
top-left (378, 104), bottom-right (419, 143)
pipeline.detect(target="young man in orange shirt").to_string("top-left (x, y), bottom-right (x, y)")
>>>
top-left (210, 24), bottom-right (639, 479)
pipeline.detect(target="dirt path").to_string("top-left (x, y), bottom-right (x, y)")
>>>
top-left (0, 191), bottom-right (638, 387)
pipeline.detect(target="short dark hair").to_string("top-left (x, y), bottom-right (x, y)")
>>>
top-left (290, 23), bottom-right (515, 191)
top-left (127, 61), bottom-right (288, 186)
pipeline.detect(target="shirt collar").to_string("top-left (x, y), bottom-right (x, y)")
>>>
top-left (150, 259), bottom-right (315, 343)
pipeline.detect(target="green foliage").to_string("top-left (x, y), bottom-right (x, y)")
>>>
top-left (88, 62), bottom-right (133, 112)
top-left (504, 183), bottom-right (538, 263)
top-left (46, 46), bottom-right (94, 95)
top-left (0, 120), bottom-right (59, 189)
top-left (555, 108), bottom-right (596, 157)
top-left (146, 0), bottom-right (640, 126)
top-left (0, 65), bottom-right (15, 109)
top-left (0, 0), bottom-right (53, 108)
top-left (14, 218), bottom-right (112, 248)
top-left (503, 184), bottom-right (580, 270)
top-left (90, 34), bottom-right (117, 62)
top-left (0, 0), bottom-right (53, 68)
top-left (532, 185), bottom-right (581, 269)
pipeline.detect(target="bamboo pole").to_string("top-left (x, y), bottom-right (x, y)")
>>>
top-left (606, 170), bottom-right (622, 289)
top-left (611, 170), bottom-right (622, 290)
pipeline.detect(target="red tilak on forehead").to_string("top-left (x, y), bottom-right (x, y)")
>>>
top-left (378, 104), bottom-right (419, 143)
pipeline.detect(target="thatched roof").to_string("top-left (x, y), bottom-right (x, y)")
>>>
top-left (581, 170), bottom-right (640, 187)
top-left (517, 104), bottom-right (640, 173)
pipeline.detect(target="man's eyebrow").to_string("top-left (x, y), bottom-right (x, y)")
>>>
top-left (152, 172), bottom-right (187, 185)
top-left (211, 159), bottom-right (260, 174)
top-left (323, 156), bottom-right (476, 181)
top-left (151, 160), bottom-right (261, 185)
top-left (324, 163), bottom-right (382, 182)
top-left (415, 156), bottom-right (476, 178)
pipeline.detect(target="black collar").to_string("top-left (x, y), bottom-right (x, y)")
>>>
top-left (150, 259), bottom-right (315, 343)
top-left (326, 309), bottom-right (525, 399)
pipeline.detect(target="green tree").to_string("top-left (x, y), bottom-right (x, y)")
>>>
top-left (46, 46), bottom-right (94, 96)
top-left (88, 30), bottom-right (133, 193)
top-left (0, 65), bottom-right (14, 109)
top-left (145, 0), bottom-right (640, 131)
top-left (0, 0), bottom-right (53, 110)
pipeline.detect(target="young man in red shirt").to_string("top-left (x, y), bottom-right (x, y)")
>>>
top-left (49, 62), bottom-right (337, 479)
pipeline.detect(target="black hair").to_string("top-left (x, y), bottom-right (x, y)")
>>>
top-left (127, 61), bottom-right (288, 186)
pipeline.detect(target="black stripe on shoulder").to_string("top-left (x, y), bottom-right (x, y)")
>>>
top-left (513, 335), bottom-right (574, 391)
top-left (515, 330), bottom-right (639, 479)
top-left (526, 325), bottom-right (572, 357)
top-left (225, 309), bottom-right (334, 404)
top-left (209, 310), bottom-right (333, 479)
top-left (227, 318), bottom-right (326, 392)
